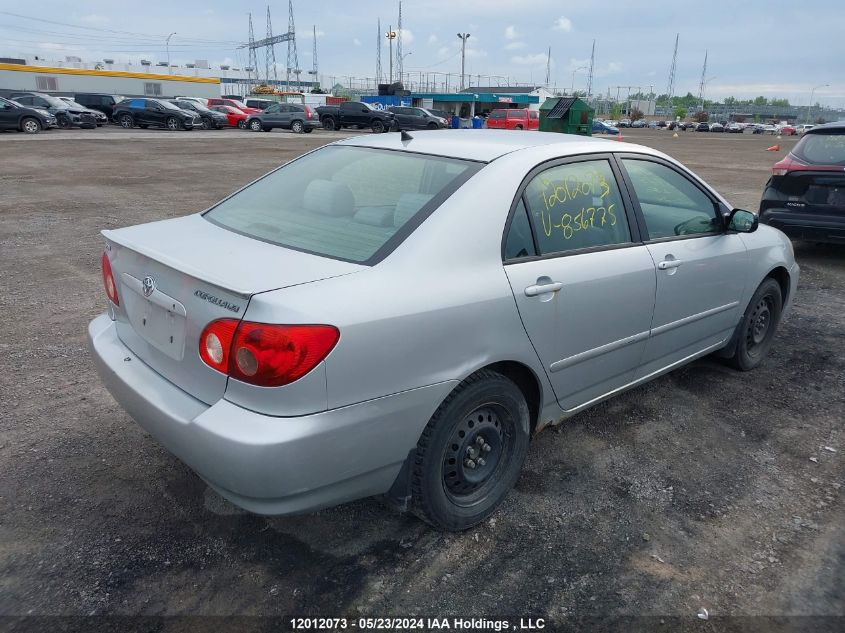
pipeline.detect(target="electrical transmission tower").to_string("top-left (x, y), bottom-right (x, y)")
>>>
top-left (265, 6), bottom-right (278, 83)
top-left (545, 46), bottom-right (551, 87)
top-left (586, 40), bottom-right (595, 96)
top-left (697, 50), bottom-right (708, 108)
top-left (666, 33), bottom-right (679, 104)
top-left (308, 25), bottom-right (318, 87)
top-left (396, 1), bottom-right (403, 85)
top-left (376, 18), bottom-right (382, 85)
top-left (286, 0), bottom-right (301, 90)
top-left (247, 13), bottom-right (257, 85)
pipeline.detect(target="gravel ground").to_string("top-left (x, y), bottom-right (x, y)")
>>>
top-left (0, 126), bottom-right (842, 631)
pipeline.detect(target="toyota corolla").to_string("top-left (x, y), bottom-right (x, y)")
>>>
top-left (89, 130), bottom-right (798, 531)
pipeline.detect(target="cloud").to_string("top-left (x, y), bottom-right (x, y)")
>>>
top-left (511, 53), bottom-right (549, 66)
top-left (553, 16), bottom-right (572, 32)
top-left (399, 28), bottom-right (413, 44)
top-left (353, 38), bottom-right (361, 46)
top-left (505, 41), bottom-right (526, 50)
top-left (428, 34), bottom-right (438, 45)
top-left (504, 25), bottom-right (519, 40)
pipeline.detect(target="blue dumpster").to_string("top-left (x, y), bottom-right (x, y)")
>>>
top-left (451, 115), bottom-right (460, 129)
top-left (472, 116), bottom-right (483, 129)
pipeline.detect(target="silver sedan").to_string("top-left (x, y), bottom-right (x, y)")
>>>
top-left (89, 130), bottom-right (799, 531)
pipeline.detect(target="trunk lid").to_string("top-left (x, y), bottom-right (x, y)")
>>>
top-left (776, 170), bottom-right (845, 215)
top-left (104, 213), bottom-right (363, 404)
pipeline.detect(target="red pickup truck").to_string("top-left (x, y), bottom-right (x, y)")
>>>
top-left (485, 108), bottom-right (539, 130)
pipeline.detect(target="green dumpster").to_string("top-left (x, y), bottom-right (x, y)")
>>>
top-left (539, 97), bottom-right (594, 135)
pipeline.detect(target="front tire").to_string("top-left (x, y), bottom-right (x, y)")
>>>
top-left (237, 119), bottom-right (247, 129)
top-left (411, 369), bottom-right (530, 531)
top-left (56, 114), bottom-right (71, 129)
top-left (371, 120), bottom-right (385, 134)
top-left (249, 118), bottom-right (263, 132)
top-left (119, 114), bottom-right (134, 129)
top-left (728, 278), bottom-right (783, 371)
top-left (21, 117), bottom-right (41, 134)
top-left (166, 116), bottom-right (181, 131)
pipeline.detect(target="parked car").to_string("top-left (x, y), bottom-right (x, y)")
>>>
top-left (245, 103), bottom-right (321, 133)
top-left (778, 125), bottom-right (797, 136)
top-left (0, 96), bottom-right (56, 133)
top-left (726, 123), bottom-right (743, 133)
top-left (631, 119), bottom-right (647, 128)
top-left (57, 97), bottom-right (108, 126)
top-left (244, 98), bottom-right (275, 111)
top-left (709, 122), bottom-right (725, 132)
top-left (73, 93), bottom-right (124, 121)
top-left (210, 105), bottom-right (249, 129)
top-left (485, 109), bottom-right (539, 130)
top-left (428, 108), bottom-right (454, 124)
top-left (618, 119), bottom-right (632, 128)
top-left (696, 122), bottom-right (711, 131)
top-left (113, 98), bottom-right (200, 130)
top-left (795, 124), bottom-right (815, 134)
top-left (207, 98), bottom-right (262, 115)
top-left (387, 106), bottom-right (449, 130)
top-left (10, 92), bottom-right (96, 128)
top-left (89, 130), bottom-right (798, 531)
top-left (170, 99), bottom-right (228, 129)
top-left (592, 120), bottom-right (619, 135)
top-left (759, 121), bottom-right (845, 244)
top-left (315, 101), bottom-right (396, 132)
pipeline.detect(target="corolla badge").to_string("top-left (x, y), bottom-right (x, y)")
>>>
top-left (142, 275), bottom-right (156, 297)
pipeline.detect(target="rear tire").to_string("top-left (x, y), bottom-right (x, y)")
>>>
top-left (727, 278), bottom-right (783, 371)
top-left (291, 120), bottom-right (305, 134)
top-left (322, 116), bottom-right (336, 131)
top-left (237, 119), bottom-right (246, 129)
top-left (21, 117), bottom-right (41, 134)
top-left (411, 369), bottom-right (530, 531)
top-left (515, 124), bottom-right (523, 130)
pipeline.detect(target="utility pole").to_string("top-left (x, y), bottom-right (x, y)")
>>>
top-left (376, 19), bottom-right (382, 85)
top-left (457, 33), bottom-right (470, 91)
top-left (586, 39), bottom-right (595, 96)
top-left (385, 26), bottom-right (396, 83)
top-left (166, 32), bottom-right (176, 74)
top-left (698, 51), bottom-right (708, 112)
top-left (545, 46), bottom-right (551, 87)
top-left (397, 1), bottom-right (404, 85)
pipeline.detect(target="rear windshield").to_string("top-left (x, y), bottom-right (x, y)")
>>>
top-left (794, 131), bottom-right (845, 165)
top-left (204, 146), bottom-right (480, 264)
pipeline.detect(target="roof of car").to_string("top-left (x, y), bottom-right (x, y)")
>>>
top-left (806, 121), bottom-right (845, 134)
top-left (336, 129), bottom-right (633, 162)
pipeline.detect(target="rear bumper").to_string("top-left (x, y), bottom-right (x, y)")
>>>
top-left (759, 208), bottom-right (845, 244)
top-left (88, 314), bottom-right (456, 515)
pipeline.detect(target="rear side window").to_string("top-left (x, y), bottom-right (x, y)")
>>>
top-left (504, 199), bottom-right (537, 260)
top-left (489, 110), bottom-right (505, 119)
top-left (128, 99), bottom-right (145, 108)
top-left (204, 146), bottom-right (480, 264)
top-left (794, 132), bottom-right (845, 165)
top-left (523, 159), bottom-right (631, 255)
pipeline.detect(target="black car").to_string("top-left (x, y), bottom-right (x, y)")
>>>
top-left (315, 101), bottom-right (396, 133)
top-left (0, 96), bottom-right (56, 133)
top-left (170, 99), bottom-right (228, 129)
top-left (113, 98), bottom-right (200, 130)
top-left (245, 102), bottom-right (321, 133)
top-left (759, 121), bottom-right (845, 244)
top-left (58, 97), bottom-right (109, 126)
top-left (10, 92), bottom-right (96, 128)
top-left (696, 122), bottom-right (710, 131)
top-left (386, 106), bottom-right (449, 130)
top-left (73, 93), bottom-right (124, 121)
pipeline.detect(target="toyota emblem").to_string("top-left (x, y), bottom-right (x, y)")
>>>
top-left (142, 276), bottom-right (156, 298)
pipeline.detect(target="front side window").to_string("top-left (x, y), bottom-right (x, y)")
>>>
top-left (264, 104), bottom-right (280, 113)
top-left (204, 146), bottom-right (479, 263)
top-left (621, 159), bottom-right (721, 239)
top-left (523, 159), bottom-right (631, 255)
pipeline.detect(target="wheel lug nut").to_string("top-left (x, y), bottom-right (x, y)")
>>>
top-left (476, 436), bottom-right (485, 446)
top-left (465, 459), bottom-right (476, 469)
top-left (477, 457), bottom-right (486, 466)
top-left (483, 444), bottom-right (491, 452)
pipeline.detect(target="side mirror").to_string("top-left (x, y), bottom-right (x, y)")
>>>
top-left (727, 208), bottom-right (758, 233)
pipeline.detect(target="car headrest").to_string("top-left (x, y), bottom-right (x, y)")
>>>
top-left (303, 179), bottom-right (355, 217)
top-left (394, 193), bottom-right (434, 227)
top-left (353, 206), bottom-right (394, 227)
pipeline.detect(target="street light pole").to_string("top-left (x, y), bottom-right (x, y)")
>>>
top-left (457, 33), bottom-right (470, 91)
top-left (165, 32), bottom-right (176, 74)
top-left (806, 83), bottom-right (829, 124)
top-left (571, 66), bottom-right (587, 95)
top-left (385, 27), bottom-right (397, 83)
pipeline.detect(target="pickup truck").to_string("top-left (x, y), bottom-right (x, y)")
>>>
top-left (315, 101), bottom-right (396, 133)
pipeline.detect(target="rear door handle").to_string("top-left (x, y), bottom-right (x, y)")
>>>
top-left (657, 259), bottom-right (683, 270)
top-left (524, 281), bottom-right (563, 297)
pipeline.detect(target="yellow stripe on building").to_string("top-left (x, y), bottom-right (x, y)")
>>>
top-left (0, 63), bottom-right (220, 84)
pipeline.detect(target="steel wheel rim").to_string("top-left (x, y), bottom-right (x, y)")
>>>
top-left (746, 296), bottom-right (773, 354)
top-left (442, 403), bottom-right (511, 506)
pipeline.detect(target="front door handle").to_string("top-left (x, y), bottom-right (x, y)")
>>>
top-left (657, 259), bottom-right (683, 270)
top-left (524, 281), bottom-right (563, 297)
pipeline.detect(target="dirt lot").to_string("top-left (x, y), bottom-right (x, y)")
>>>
top-left (0, 126), bottom-right (842, 630)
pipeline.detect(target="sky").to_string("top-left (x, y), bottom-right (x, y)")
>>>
top-left (1, 0), bottom-right (843, 106)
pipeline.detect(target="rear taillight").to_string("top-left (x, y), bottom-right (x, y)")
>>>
top-left (199, 320), bottom-right (339, 387)
top-left (772, 154), bottom-right (806, 176)
top-left (101, 251), bottom-right (119, 306)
